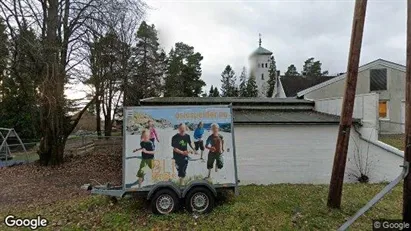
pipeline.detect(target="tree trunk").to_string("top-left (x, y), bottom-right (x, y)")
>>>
top-left (96, 93), bottom-right (102, 137)
top-left (38, 62), bottom-right (67, 165)
top-left (38, 128), bottom-right (66, 165)
top-left (104, 117), bottom-right (112, 137)
top-left (38, 0), bottom-right (66, 165)
top-left (104, 87), bottom-right (113, 137)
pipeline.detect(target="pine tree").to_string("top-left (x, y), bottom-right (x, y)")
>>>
top-left (285, 64), bottom-right (299, 76)
top-left (208, 85), bottom-right (214, 97)
top-left (89, 31), bottom-right (130, 136)
top-left (302, 57), bottom-right (329, 76)
top-left (164, 47), bottom-right (179, 96)
top-left (0, 25), bottom-right (42, 139)
top-left (157, 50), bottom-right (168, 93)
top-left (246, 73), bottom-right (258, 97)
top-left (164, 42), bottom-right (205, 97)
top-left (266, 56), bottom-right (277, 97)
top-left (238, 67), bottom-right (247, 97)
top-left (0, 17), bottom-right (8, 100)
top-left (128, 21), bottom-right (164, 103)
top-left (213, 87), bottom-right (220, 97)
top-left (220, 65), bottom-right (237, 97)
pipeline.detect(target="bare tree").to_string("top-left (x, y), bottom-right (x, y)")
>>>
top-left (0, 0), bottom-right (146, 165)
top-left (84, 1), bottom-right (141, 137)
top-left (347, 134), bottom-right (376, 183)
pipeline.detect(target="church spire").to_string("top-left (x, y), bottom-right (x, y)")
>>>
top-left (259, 33), bottom-right (262, 47)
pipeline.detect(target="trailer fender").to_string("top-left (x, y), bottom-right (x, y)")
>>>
top-left (182, 180), bottom-right (217, 198)
top-left (147, 181), bottom-right (182, 200)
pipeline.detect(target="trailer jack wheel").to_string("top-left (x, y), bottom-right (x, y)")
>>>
top-left (185, 187), bottom-right (215, 214)
top-left (151, 189), bottom-right (179, 215)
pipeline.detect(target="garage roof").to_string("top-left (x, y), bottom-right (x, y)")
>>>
top-left (235, 110), bottom-right (341, 124)
top-left (138, 97), bottom-right (349, 124)
top-left (140, 97), bottom-right (312, 105)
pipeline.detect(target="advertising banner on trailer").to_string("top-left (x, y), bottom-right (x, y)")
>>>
top-left (123, 105), bottom-right (237, 190)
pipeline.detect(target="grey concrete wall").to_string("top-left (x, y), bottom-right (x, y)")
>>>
top-left (382, 67), bottom-right (406, 133)
top-left (379, 120), bottom-right (404, 134)
top-left (235, 124), bottom-right (402, 185)
top-left (314, 93), bottom-right (380, 141)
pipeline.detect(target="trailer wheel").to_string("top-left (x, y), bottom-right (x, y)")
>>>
top-left (151, 189), bottom-right (179, 215)
top-left (109, 196), bottom-right (118, 204)
top-left (185, 187), bottom-right (215, 214)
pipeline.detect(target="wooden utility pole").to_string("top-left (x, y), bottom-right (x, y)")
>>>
top-left (404, 0), bottom-right (411, 223)
top-left (327, 0), bottom-right (367, 209)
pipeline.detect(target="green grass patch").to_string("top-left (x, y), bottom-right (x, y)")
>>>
top-left (0, 184), bottom-right (403, 230)
top-left (379, 134), bottom-right (404, 150)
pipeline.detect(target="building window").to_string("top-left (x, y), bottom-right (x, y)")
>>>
top-left (261, 73), bottom-right (264, 80)
top-left (257, 63), bottom-right (260, 68)
top-left (370, 68), bottom-right (387, 91)
top-left (265, 63), bottom-right (268, 68)
top-left (379, 101), bottom-right (388, 119)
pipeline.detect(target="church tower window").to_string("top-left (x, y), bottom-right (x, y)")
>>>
top-left (261, 73), bottom-right (264, 80)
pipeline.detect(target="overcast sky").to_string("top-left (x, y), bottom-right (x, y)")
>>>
top-left (145, 0), bottom-right (407, 91)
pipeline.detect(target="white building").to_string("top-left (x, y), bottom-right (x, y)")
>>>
top-left (297, 59), bottom-right (406, 134)
top-left (140, 97), bottom-right (404, 185)
top-left (249, 35), bottom-right (273, 97)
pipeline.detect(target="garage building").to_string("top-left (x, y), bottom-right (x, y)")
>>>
top-left (139, 97), bottom-right (403, 185)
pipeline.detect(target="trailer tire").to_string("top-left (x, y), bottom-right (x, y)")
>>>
top-left (185, 187), bottom-right (215, 214)
top-left (108, 196), bottom-right (118, 204)
top-left (151, 189), bottom-right (179, 215)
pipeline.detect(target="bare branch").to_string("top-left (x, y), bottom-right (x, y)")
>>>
top-left (67, 95), bottom-right (97, 136)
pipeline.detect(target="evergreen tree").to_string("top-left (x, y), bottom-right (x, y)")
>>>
top-left (266, 56), bottom-right (277, 97)
top-left (128, 21), bottom-right (164, 104)
top-left (245, 73), bottom-right (258, 97)
top-left (302, 57), bottom-right (329, 76)
top-left (164, 42), bottom-right (205, 97)
top-left (220, 65), bottom-right (237, 97)
top-left (285, 64), bottom-right (299, 77)
top-left (208, 85), bottom-right (214, 97)
top-left (213, 86), bottom-right (220, 97)
top-left (0, 17), bottom-right (8, 100)
top-left (238, 67), bottom-right (247, 97)
top-left (89, 31), bottom-right (130, 136)
top-left (0, 0), bottom-right (146, 165)
top-left (0, 25), bottom-right (42, 139)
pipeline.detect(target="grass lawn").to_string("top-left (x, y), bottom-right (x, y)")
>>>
top-left (379, 134), bottom-right (404, 150)
top-left (0, 183), bottom-right (402, 230)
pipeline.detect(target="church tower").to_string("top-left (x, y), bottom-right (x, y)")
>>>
top-left (249, 34), bottom-right (273, 97)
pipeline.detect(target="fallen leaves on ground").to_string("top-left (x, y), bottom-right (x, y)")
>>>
top-left (0, 148), bottom-right (403, 230)
top-left (0, 148), bottom-right (122, 210)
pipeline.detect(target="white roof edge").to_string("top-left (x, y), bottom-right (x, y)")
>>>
top-left (296, 59), bottom-right (406, 97)
top-left (277, 77), bottom-right (287, 98)
top-left (140, 97), bottom-right (156, 102)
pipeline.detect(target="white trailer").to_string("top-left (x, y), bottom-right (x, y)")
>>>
top-left (91, 105), bottom-right (239, 214)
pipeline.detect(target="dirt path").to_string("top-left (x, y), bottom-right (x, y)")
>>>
top-left (0, 149), bottom-right (122, 211)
